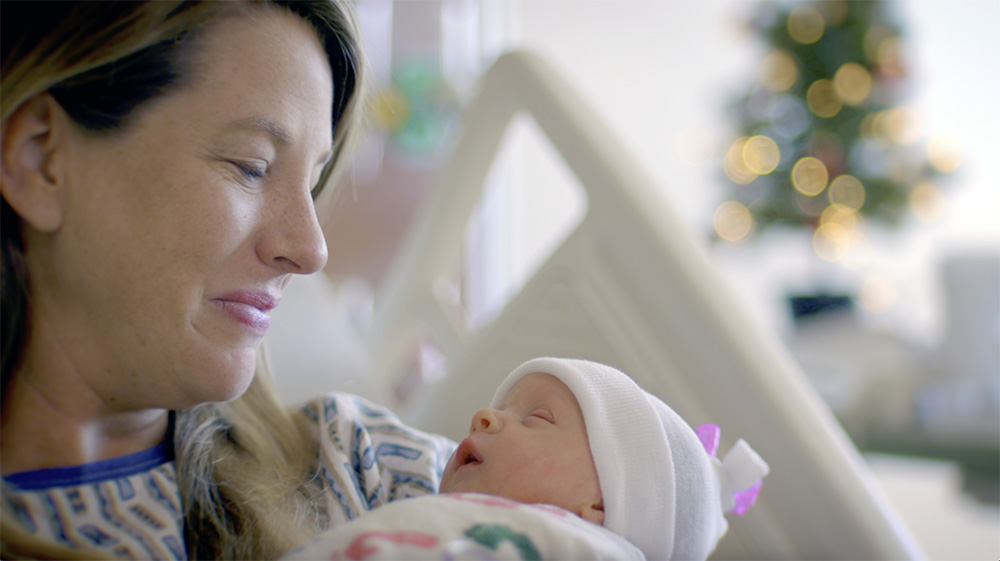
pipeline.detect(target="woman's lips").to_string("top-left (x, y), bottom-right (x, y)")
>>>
top-left (214, 291), bottom-right (278, 335)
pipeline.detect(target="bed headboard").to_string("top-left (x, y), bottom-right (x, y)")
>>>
top-left (367, 51), bottom-right (922, 559)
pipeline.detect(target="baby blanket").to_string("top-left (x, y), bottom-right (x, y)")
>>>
top-left (283, 493), bottom-right (645, 560)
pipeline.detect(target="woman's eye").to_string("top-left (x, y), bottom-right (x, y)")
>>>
top-left (232, 161), bottom-right (267, 182)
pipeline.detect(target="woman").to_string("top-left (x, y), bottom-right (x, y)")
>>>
top-left (0, 2), bottom-right (454, 559)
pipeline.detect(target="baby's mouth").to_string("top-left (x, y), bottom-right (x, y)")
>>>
top-left (456, 438), bottom-right (482, 468)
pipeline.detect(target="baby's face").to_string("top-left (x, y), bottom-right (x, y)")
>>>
top-left (440, 372), bottom-right (604, 523)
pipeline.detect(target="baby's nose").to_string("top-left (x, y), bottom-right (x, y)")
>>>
top-left (470, 408), bottom-right (502, 434)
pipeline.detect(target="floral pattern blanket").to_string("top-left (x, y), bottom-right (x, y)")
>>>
top-left (283, 493), bottom-right (644, 560)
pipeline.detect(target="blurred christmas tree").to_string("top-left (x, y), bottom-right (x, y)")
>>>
top-left (714, 0), bottom-right (956, 261)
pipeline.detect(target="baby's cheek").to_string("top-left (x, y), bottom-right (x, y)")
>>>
top-left (506, 460), bottom-right (564, 501)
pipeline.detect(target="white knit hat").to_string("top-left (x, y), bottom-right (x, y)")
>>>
top-left (493, 357), bottom-right (770, 560)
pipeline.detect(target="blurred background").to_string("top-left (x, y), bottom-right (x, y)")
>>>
top-left (300, 1), bottom-right (998, 558)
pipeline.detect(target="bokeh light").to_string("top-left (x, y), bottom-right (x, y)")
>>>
top-left (788, 6), bottom-right (825, 45)
top-left (876, 35), bottom-right (905, 78)
top-left (860, 112), bottom-right (888, 146)
top-left (833, 63), bottom-right (872, 106)
top-left (676, 126), bottom-right (715, 166)
top-left (926, 133), bottom-right (964, 173)
top-left (743, 135), bottom-right (781, 175)
top-left (791, 156), bottom-right (829, 196)
top-left (872, 111), bottom-right (893, 142)
top-left (864, 25), bottom-right (895, 62)
top-left (881, 107), bottom-right (923, 145)
top-left (909, 181), bottom-right (947, 224)
top-left (714, 201), bottom-right (753, 242)
top-left (370, 87), bottom-right (411, 132)
top-left (724, 137), bottom-right (757, 184)
top-left (828, 174), bottom-right (866, 211)
top-left (812, 222), bottom-right (852, 262)
top-left (820, 203), bottom-right (859, 232)
top-left (818, 204), bottom-right (864, 266)
top-left (806, 79), bottom-right (842, 118)
top-left (721, 2), bottom-right (948, 242)
top-left (761, 50), bottom-right (798, 92)
top-left (860, 273), bottom-right (897, 315)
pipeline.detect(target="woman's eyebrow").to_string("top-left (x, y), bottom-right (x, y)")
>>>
top-left (226, 116), bottom-right (334, 166)
top-left (228, 116), bottom-right (293, 144)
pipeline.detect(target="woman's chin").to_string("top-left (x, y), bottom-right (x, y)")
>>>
top-left (175, 352), bottom-right (259, 407)
top-left (213, 373), bottom-right (256, 403)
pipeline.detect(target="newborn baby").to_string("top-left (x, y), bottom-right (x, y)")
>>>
top-left (286, 358), bottom-right (769, 560)
top-left (440, 357), bottom-right (769, 560)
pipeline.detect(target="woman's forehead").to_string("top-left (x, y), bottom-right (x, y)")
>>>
top-left (177, 9), bottom-right (334, 147)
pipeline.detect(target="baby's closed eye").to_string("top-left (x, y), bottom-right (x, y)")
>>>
top-left (527, 410), bottom-right (554, 423)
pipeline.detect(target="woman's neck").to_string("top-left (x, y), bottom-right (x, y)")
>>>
top-left (1, 303), bottom-right (174, 475)
top-left (0, 365), bottom-right (170, 476)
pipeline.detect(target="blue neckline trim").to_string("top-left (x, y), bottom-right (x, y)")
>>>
top-left (3, 417), bottom-right (176, 491)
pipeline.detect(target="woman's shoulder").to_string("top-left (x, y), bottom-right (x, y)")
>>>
top-left (2, 458), bottom-right (185, 559)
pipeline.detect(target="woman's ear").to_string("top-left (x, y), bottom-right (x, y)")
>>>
top-left (0, 93), bottom-right (70, 232)
top-left (579, 497), bottom-right (605, 525)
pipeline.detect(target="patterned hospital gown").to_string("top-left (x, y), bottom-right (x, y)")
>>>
top-left (1, 393), bottom-right (456, 560)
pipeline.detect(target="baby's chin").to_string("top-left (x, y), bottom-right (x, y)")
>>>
top-left (438, 476), bottom-right (470, 495)
top-left (439, 462), bottom-right (484, 495)
top-left (439, 479), bottom-right (454, 493)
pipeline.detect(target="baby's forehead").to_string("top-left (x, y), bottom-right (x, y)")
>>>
top-left (500, 372), bottom-right (580, 408)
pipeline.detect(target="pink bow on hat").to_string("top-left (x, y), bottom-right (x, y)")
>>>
top-left (697, 424), bottom-right (769, 517)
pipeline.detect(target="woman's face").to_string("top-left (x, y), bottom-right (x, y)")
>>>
top-left (26, 9), bottom-right (334, 409)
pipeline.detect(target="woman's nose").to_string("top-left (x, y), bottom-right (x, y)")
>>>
top-left (470, 408), bottom-right (502, 434)
top-left (257, 187), bottom-right (328, 275)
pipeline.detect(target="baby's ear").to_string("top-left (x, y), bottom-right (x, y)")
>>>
top-left (579, 498), bottom-right (605, 525)
top-left (0, 93), bottom-right (70, 233)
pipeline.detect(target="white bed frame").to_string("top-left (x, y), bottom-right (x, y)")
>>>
top-left (365, 51), bottom-right (923, 559)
